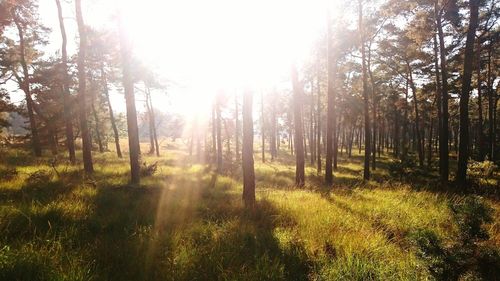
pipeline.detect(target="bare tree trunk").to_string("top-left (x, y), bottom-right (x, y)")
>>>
top-left (368, 44), bottom-right (377, 170)
top-left (146, 87), bottom-right (160, 156)
top-left (316, 63), bottom-right (322, 173)
top-left (270, 94), bottom-right (277, 160)
top-left (146, 91), bottom-right (155, 154)
top-left (325, 12), bottom-right (335, 184)
top-left (216, 93), bottom-right (223, 172)
top-left (55, 0), bottom-right (76, 163)
top-left (242, 90), bottom-right (255, 208)
top-left (435, 1), bottom-right (449, 183)
top-left (102, 65), bottom-right (122, 158)
top-left (407, 64), bottom-right (424, 167)
top-left (75, 0), bottom-right (93, 173)
top-left (402, 80), bottom-right (409, 160)
top-left (487, 39), bottom-right (495, 160)
top-left (212, 105), bottom-right (216, 162)
top-left (476, 41), bottom-right (485, 161)
top-left (235, 93), bottom-right (240, 161)
top-left (261, 92), bottom-right (265, 163)
top-left (91, 84), bottom-right (104, 153)
top-left (292, 64), bottom-right (305, 186)
top-left (309, 82), bottom-right (315, 165)
top-left (428, 118), bottom-right (434, 168)
top-left (118, 9), bottom-right (140, 184)
top-left (457, 0), bottom-right (479, 187)
top-left (359, 0), bottom-right (371, 180)
top-left (433, 33), bottom-right (442, 161)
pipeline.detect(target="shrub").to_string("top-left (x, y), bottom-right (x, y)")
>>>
top-left (468, 159), bottom-right (498, 179)
top-left (25, 170), bottom-right (53, 186)
top-left (449, 196), bottom-right (493, 243)
top-left (388, 158), bottom-right (417, 181)
top-left (411, 196), bottom-right (497, 280)
top-left (140, 162), bottom-right (158, 177)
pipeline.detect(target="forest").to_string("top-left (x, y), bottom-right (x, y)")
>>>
top-left (0, 0), bottom-right (499, 280)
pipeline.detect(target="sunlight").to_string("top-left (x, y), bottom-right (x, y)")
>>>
top-left (119, 0), bottom-right (329, 90)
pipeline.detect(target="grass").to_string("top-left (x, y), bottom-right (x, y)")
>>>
top-left (0, 143), bottom-right (499, 280)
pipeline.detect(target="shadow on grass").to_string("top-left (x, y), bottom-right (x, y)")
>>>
top-left (1, 165), bottom-right (313, 281)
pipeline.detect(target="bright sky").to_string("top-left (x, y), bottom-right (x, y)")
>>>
top-left (33, 0), bottom-right (337, 115)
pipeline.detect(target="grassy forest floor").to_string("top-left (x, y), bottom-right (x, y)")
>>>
top-left (0, 143), bottom-right (499, 280)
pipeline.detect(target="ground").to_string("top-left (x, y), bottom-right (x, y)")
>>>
top-left (0, 143), bottom-right (499, 280)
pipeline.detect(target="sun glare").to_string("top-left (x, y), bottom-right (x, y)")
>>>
top-left (74, 0), bottom-right (337, 117)
top-left (120, 0), bottom-right (329, 91)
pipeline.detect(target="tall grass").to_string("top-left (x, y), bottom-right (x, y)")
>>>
top-left (0, 146), bottom-right (498, 280)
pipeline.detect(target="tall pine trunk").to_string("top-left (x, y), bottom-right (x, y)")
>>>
top-left (216, 94), bottom-right (223, 172)
top-left (325, 12), bottom-right (335, 184)
top-left (435, 1), bottom-right (449, 183)
top-left (359, 0), bottom-right (371, 180)
top-left (242, 90), bottom-right (255, 207)
top-left (316, 67), bottom-right (322, 173)
top-left (235, 94), bottom-right (240, 161)
top-left (119, 10), bottom-right (140, 184)
top-left (457, 0), bottom-right (479, 187)
top-left (75, 0), bottom-right (93, 173)
top-left (261, 92), bottom-right (265, 163)
top-left (55, 0), bottom-right (76, 163)
top-left (292, 64), bottom-right (305, 186)
top-left (476, 41), bottom-right (485, 160)
top-left (102, 65), bottom-right (122, 158)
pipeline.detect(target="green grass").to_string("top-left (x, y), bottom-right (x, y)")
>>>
top-left (0, 144), bottom-right (499, 280)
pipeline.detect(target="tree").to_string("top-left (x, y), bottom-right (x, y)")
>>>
top-left (75, 0), bottom-right (93, 173)
top-left (292, 64), bottom-right (305, 186)
top-left (215, 92), bottom-right (223, 172)
top-left (55, 0), bottom-right (76, 163)
top-left (359, 0), bottom-right (371, 180)
top-left (9, 2), bottom-right (44, 156)
top-left (325, 11), bottom-right (336, 184)
top-left (242, 89), bottom-right (255, 207)
top-left (457, 0), bottom-right (480, 187)
top-left (118, 10), bottom-right (140, 184)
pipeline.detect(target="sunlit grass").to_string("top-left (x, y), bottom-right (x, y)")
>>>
top-left (0, 145), bottom-right (498, 280)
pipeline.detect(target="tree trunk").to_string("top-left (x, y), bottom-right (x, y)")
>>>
top-left (487, 38), bottom-right (495, 160)
top-left (359, 0), bottom-right (371, 180)
top-left (212, 105), bottom-right (216, 162)
top-left (102, 65), bottom-right (122, 158)
top-left (428, 118), bottom-right (434, 168)
top-left (235, 93), bottom-right (240, 161)
top-left (146, 90), bottom-right (155, 155)
top-left (457, 0), bottom-right (479, 187)
top-left (75, 0), bottom-right (93, 173)
top-left (310, 82), bottom-right (315, 165)
top-left (12, 12), bottom-right (42, 157)
top-left (242, 90), bottom-right (255, 208)
top-left (476, 41), bottom-right (485, 161)
top-left (402, 80), bottom-right (409, 160)
top-left (435, 1), bottom-right (449, 183)
top-left (407, 64), bottom-right (424, 167)
top-left (91, 84), bottom-right (104, 153)
top-left (270, 94), bottom-right (277, 160)
top-left (147, 87), bottom-right (160, 156)
top-left (325, 12), bottom-right (335, 184)
top-left (368, 43), bottom-right (377, 170)
top-left (433, 33), bottom-right (442, 159)
top-left (316, 62), bottom-right (322, 173)
top-left (216, 93), bottom-right (223, 172)
top-left (261, 92), bottom-right (265, 163)
top-left (55, 0), bottom-right (76, 163)
top-left (292, 64), bottom-right (305, 186)
top-left (118, 10), bottom-right (140, 184)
